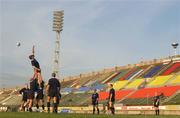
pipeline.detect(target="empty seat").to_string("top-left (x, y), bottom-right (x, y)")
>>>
top-left (147, 75), bottom-right (173, 87)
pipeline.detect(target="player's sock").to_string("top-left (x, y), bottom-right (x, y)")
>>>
top-left (157, 109), bottom-right (160, 115)
top-left (47, 102), bottom-right (50, 113)
top-left (36, 104), bottom-right (39, 109)
top-left (110, 107), bottom-right (114, 115)
top-left (112, 107), bottom-right (115, 115)
top-left (53, 103), bottom-right (57, 113)
top-left (155, 110), bottom-right (157, 115)
top-left (29, 108), bottom-right (32, 112)
top-left (97, 108), bottom-right (100, 115)
top-left (42, 105), bottom-right (45, 110)
top-left (93, 108), bottom-right (95, 114)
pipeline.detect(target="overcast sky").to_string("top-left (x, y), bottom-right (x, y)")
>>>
top-left (0, 0), bottom-right (180, 88)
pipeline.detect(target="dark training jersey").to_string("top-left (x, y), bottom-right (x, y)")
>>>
top-left (48, 78), bottom-right (60, 92)
top-left (92, 93), bottom-right (99, 103)
top-left (19, 88), bottom-right (29, 101)
top-left (109, 88), bottom-right (115, 102)
top-left (154, 96), bottom-right (160, 107)
top-left (31, 59), bottom-right (40, 69)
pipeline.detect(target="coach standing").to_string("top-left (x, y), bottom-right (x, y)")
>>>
top-left (46, 73), bottom-right (61, 113)
top-left (108, 84), bottom-right (115, 115)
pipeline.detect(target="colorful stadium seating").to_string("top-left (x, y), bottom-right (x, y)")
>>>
top-left (127, 85), bottom-right (180, 98)
top-left (98, 89), bottom-right (133, 101)
top-left (125, 79), bottom-right (144, 89)
top-left (147, 75), bottom-right (173, 87)
top-left (119, 68), bottom-right (138, 81)
top-left (144, 64), bottom-right (163, 78)
top-left (109, 70), bottom-right (128, 83)
top-left (162, 62), bottom-right (180, 75)
top-left (168, 74), bottom-right (180, 85)
top-left (113, 80), bottom-right (129, 90)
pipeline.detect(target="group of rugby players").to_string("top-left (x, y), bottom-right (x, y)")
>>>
top-left (19, 53), bottom-right (61, 113)
top-left (19, 48), bottom-right (116, 114)
top-left (91, 84), bottom-right (115, 115)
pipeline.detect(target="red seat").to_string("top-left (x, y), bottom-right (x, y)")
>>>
top-left (162, 62), bottom-right (180, 75)
top-left (99, 90), bottom-right (133, 101)
top-left (128, 85), bottom-right (180, 98)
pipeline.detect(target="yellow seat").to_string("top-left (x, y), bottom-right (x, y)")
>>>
top-left (147, 75), bottom-right (173, 87)
top-left (168, 75), bottom-right (180, 84)
top-left (126, 79), bottom-right (144, 89)
top-left (113, 80), bottom-right (128, 90)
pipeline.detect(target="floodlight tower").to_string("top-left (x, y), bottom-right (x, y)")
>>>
top-left (52, 10), bottom-right (64, 77)
top-left (171, 42), bottom-right (179, 56)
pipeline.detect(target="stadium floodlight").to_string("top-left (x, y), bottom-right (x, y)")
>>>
top-left (171, 42), bottom-right (179, 56)
top-left (53, 11), bottom-right (64, 32)
top-left (52, 10), bottom-right (64, 77)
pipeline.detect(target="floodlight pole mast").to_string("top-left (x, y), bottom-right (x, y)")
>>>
top-left (53, 10), bottom-right (64, 77)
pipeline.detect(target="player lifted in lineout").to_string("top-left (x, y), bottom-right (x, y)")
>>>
top-left (29, 45), bottom-right (43, 86)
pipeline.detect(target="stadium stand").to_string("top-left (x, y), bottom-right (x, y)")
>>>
top-left (113, 80), bottom-right (129, 90)
top-left (120, 85), bottom-right (180, 105)
top-left (162, 62), bottom-right (180, 75)
top-left (109, 70), bottom-right (128, 83)
top-left (167, 74), bottom-right (180, 85)
top-left (0, 55), bottom-right (179, 110)
top-left (60, 93), bottom-right (92, 106)
top-left (147, 75), bottom-right (173, 87)
top-left (163, 90), bottom-right (180, 105)
top-left (143, 64), bottom-right (163, 78)
top-left (98, 89), bottom-right (133, 101)
top-left (125, 79), bottom-right (144, 89)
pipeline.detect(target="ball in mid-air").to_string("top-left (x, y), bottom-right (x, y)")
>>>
top-left (16, 42), bottom-right (21, 47)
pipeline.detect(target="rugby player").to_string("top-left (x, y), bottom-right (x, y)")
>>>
top-left (27, 78), bottom-right (38, 112)
top-left (35, 80), bottom-right (45, 112)
top-left (154, 95), bottom-right (160, 115)
top-left (108, 84), bottom-right (115, 115)
top-left (19, 84), bottom-right (29, 111)
top-left (46, 73), bottom-right (61, 113)
top-left (92, 89), bottom-right (99, 115)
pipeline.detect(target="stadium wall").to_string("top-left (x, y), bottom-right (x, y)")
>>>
top-left (55, 105), bottom-right (180, 115)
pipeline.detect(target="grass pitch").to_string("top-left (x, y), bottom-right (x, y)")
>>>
top-left (0, 112), bottom-right (179, 118)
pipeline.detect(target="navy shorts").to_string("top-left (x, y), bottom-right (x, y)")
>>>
top-left (48, 90), bottom-right (59, 98)
top-left (36, 90), bottom-right (44, 100)
top-left (27, 90), bottom-right (34, 99)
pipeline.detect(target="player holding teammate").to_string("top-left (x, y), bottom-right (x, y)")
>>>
top-left (35, 80), bottom-right (45, 112)
top-left (19, 84), bottom-right (29, 111)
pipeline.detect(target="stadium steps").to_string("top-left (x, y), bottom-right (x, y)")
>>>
top-left (125, 79), bottom-right (144, 89)
top-left (0, 96), bottom-right (12, 104)
top-left (155, 62), bottom-right (173, 76)
top-left (127, 69), bottom-right (144, 81)
top-left (118, 89), bottom-right (137, 103)
top-left (162, 62), bottom-right (180, 75)
top-left (119, 68), bottom-right (138, 81)
top-left (102, 72), bottom-right (120, 84)
top-left (161, 90), bottom-right (180, 105)
top-left (143, 64), bottom-right (163, 78)
top-left (167, 74), bottom-right (180, 85)
top-left (113, 80), bottom-right (129, 90)
top-left (147, 75), bottom-right (174, 87)
top-left (136, 65), bottom-right (153, 78)
top-left (164, 72), bottom-right (180, 85)
top-left (109, 70), bottom-right (128, 83)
